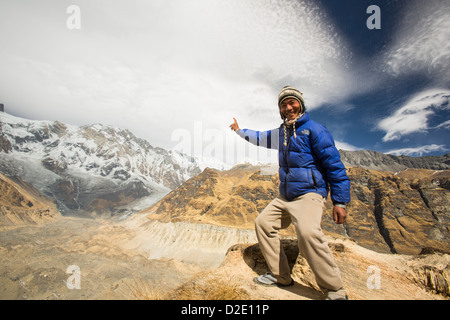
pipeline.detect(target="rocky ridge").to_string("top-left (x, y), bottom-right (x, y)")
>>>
top-left (143, 165), bottom-right (279, 229)
top-left (0, 172), bottom-right (60, 231)
top-left (340, 149), bottom-right (450, 171)
top-left (2, 111), bottom-right (449, 218)
top-left (143, 164), bottom-right (450, 255)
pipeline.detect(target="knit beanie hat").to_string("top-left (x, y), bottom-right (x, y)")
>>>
top-left (278, 86), bottom-right (306, 119)
top-left (278, 86), bottom-right (306, 146)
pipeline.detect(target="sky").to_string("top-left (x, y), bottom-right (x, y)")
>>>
top-left (0, 0), bottom-right (449, 165)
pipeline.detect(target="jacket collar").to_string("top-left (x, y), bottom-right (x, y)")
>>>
top-left (295, 112), bottom-right (310, 128)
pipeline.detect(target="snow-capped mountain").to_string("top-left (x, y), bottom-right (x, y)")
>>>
top-left (0, 112), bottom-right (201, 217)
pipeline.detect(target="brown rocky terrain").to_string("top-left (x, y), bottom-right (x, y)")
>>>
top-left (0, 163), bottom-right (448, 300)
top-left (203, 238), bottom-right (449, 300)
top-left (143, 164), bottom-right (450, 255)
top-left (0, 174), bottom-right (201, 300)
top-left (2, 213), bottom-right (447, 300)
top-left (0, 173), bottom-right (60, 231)
top-left (144, 165), bottom-right (279, 230)
top-left (164, 238), bottom-right (448, 300)
top-left (0, 216), bottom-right (203, 300)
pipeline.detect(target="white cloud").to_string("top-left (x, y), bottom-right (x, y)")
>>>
top-left (384, 0), bottom-right (450, 81)
top-left (434, 120), bottom-right (450, 130)
top-left (377, 89), bottom-right (450, 142)
top-left (386, 144), bottom-right (448, 157)
top-left (0, 0), bottom-right (357, 161)
top-left (335, 140), bottom-right (360, 152)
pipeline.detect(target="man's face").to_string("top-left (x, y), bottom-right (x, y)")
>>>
top-left (280, 98), bottom-right (301, 121)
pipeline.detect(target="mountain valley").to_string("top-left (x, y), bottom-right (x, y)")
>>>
top-left (1, 111), bottom-right (449, 300)
top-left (0, 112), bottom-right (201, 217)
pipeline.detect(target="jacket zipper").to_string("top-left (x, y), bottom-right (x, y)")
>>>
top-left (284, 128), bottom-right (291, 197)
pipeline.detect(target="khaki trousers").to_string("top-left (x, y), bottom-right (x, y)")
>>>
top-left (255, 192), bottom-right (344, 291)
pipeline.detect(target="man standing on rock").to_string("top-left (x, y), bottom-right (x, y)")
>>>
top-left (230, 86), bottom-right (351, 300)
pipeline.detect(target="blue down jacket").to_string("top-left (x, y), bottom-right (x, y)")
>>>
top-left (238, 113), bottom-right (351, 203)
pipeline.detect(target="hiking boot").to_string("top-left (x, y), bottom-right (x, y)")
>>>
top-left (253, 273), bottom-right (294, 287)
top-left (325, 290), bottom-right (349, 300)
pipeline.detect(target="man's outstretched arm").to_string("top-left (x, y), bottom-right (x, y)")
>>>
top-left (229, 118), bottom-right (279, 150)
